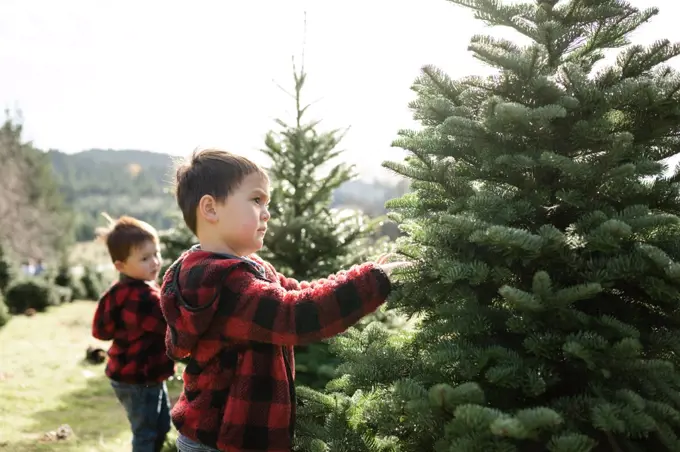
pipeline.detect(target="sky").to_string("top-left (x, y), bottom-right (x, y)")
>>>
top-left (1, 0), bottom-right (678, 181)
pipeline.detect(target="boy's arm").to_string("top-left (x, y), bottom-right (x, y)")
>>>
top-left (216, 262), bottom-right (391, 345)
top-left (92, 290), bottom-right (116, 341)
top-left (251, 257), bottom-right (303, 291)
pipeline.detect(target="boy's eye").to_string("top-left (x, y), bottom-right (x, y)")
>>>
top-left (253, 197), bottom-right (261, 204)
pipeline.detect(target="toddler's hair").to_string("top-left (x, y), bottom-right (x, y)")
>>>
top-left (96, 213), bottom-right (158, 263)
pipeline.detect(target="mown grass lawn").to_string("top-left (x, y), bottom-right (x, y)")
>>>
top-left (0, 301), bottom-right (182, 452)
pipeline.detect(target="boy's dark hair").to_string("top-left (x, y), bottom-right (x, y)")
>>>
top-left (174, 148), bottom-right (268, 234)
top-left (97, 214), bottom-right (158, 263)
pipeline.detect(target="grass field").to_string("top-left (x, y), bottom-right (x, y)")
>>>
top-left (0, 301), bottom-right (182, 452)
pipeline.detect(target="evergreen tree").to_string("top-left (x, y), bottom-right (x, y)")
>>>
top-left (260, 60), bottom-right (388, 390)
top-left (0, 243), bottom-right (16, 294)
top-left (312, 1), bottom-right (680, 451)
top-left (158, 211), bottom-right (198, 281)
top-left (259, 60), bottom-right (383, 281)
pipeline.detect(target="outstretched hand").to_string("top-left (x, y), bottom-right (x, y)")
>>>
top-left (375, 253), bottom-right (414, 276)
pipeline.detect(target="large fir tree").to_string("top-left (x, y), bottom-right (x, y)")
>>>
top-left (310, 1), bottom-right (680, 451)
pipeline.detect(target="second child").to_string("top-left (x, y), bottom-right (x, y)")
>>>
top-left (92, 215), bottom-right (175, 452)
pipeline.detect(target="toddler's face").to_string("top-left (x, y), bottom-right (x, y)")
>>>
top-left (115, 240), bottom-right (161, 281)
top-left (214, 172), bottom-right (271, 257)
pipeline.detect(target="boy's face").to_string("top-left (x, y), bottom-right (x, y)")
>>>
top-left (211, 172), bottom-right (271, 256)
top-left (114, 239), bottom-right (161, 281)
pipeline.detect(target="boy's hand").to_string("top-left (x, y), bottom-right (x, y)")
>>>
top-left (375, 253), bottom-right (413, 276)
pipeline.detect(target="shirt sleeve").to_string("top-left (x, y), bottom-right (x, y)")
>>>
top-left (212, 262), bottom-right (391, 345)
top-left (92, 289), bottom-right (116, 340)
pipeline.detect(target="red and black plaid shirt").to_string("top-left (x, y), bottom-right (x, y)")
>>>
top-left (92, 275), bottom-right (175, 384)
top-left (160, 249), bottom-right (392, 452)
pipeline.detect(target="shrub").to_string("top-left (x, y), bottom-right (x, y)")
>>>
top-left (70, 278), bottom-right (87, 300)
top-left (81, 265), bottom-right (104, 300)
top-left (52, 257), bottom-right (86, 300)
top-left (0, 243), bottom-right (16, 294)
top-left (54, 285), bottom-right (73, 304)
top-left (5, 278), bottom-right (59, 313)
top-left (0, 292), bottom-right (10, 328)
top-left (54, 257), bottom-right (73, 288)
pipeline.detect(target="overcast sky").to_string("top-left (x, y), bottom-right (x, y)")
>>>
top-left (0, 0), bottom-right (677, 180)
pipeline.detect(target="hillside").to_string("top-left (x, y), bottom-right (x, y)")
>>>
top-left (48, 149), bottom-right (408, 241)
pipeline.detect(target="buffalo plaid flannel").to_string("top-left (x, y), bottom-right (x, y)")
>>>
top-left (92, 275), bottom-right (175, 384)
top-left (160, 249), bottom-right (392, 452)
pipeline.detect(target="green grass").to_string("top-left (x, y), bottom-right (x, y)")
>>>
top-left (0, 301), bottom-right (182, 451)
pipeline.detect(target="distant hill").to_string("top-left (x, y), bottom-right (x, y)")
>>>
top-left (48, 149), bottom-right (408, 241)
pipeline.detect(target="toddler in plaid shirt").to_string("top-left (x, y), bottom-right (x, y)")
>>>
top-left (92, 215), bottom-right (175, 452)
top-left (160, 148), bottom-right (410, 452)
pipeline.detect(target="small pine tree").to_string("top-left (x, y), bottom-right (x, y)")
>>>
top-left (0, 243), bottom-right (15, 294)
top-left (158, 211), bottom-right (197, 281)
top-left (81, 265), bottom-right (104, 301)
top-left (53, 255), bottom-right (72, 288)
top-left (317, 1), bottom-right (680, 451)
top-left (0, 292), bottom-right (10, 328)
top-left (259, 61), bottom-right (380, 280)
top-left (260, 60), bottom-right (386, 391)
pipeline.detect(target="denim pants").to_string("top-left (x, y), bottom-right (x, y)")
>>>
top-left (176, 434), bottom-right (222, 452)
top-left (111, 380), bottom-right (171, 452)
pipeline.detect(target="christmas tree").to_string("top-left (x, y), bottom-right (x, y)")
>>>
top-left (158, 211), bottom-right (197, 281)
top-left (260, 58), bottom-right (391, 390)
top-left (259, 60), bottom-right (384, 281)
top-left (310, 0), bottom-right (680, 451)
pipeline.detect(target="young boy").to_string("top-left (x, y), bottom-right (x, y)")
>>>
top-left (160, 148), bottom-right (411, 452)
top-left (92, 215), bottom-right (175, 452)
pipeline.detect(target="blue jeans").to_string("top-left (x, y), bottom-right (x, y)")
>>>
top-left (111, 380), bottom-right (171, 452)
top-left (176, 434), bottom-right (221, 452)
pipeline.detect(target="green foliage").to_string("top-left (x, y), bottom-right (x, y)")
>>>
top-left (81, 265), bottom-right (105, 300)
top-left (54, 285), bottom-right (74, 304)
top-left (0, 243), bottom-right (16, 294)
top-left (0, 292), bottom-right (10, 328)
top-left (48, 149), bottom-right (177, 241)
top-left (54, 256), bottom-right (74, 288)
top-left (309, 1), bottom-right (680, 451)
top-left (158, 212), bottom-right (198, 280)
top-left (5, 278), bottom-right (59, 313)
top-left (53, 256), bottom-right (88, 300)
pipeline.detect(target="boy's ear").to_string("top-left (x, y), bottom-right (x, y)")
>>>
top-left (198, 195), bottom-right (219, 224)
top-left (113, 260), bottom-right (125, 273)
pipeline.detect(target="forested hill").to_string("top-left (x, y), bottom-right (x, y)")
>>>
top-left (48, 149), bottom-right (408, 241)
